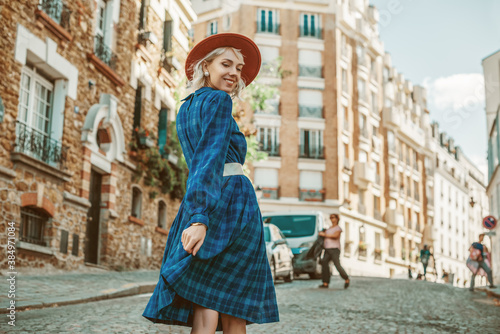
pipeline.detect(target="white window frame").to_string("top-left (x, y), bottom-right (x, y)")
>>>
top-left (257, 8), bottom-right (279, 34)
top-left (18, 66), bottom-right (54, 138)
top-left (300, 13), bottom-right (321, 38)
top-left (257, 126), bottom-right (280, 153)
top-left (207, 20), bottom-right (218, 36)
top-left (300, 129), bottom-right (323, 157)
top-left (96, 0), bottom-right (107, 39)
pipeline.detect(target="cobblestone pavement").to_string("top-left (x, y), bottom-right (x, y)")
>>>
top-left (5, 277), bottom-right (500, 334)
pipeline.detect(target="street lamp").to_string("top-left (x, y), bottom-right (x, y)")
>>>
top-left (469, 196), bottom-right (476, 208)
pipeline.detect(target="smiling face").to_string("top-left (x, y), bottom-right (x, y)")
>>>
top-left (203, 48), bottom-right (244, 94)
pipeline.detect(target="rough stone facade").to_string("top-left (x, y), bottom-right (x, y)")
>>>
top-left (0, 0), bottom-right (196, 271)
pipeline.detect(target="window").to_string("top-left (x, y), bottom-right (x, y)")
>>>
top-left (371, 92), bottom-right (378, 114)
top-left (163, 17), bottom-right (173, 52)
top-left (257, 127), bottom-right (280, 156)
top-left (299, 90), bottom-right (323, 117)
top-left (94, 0), bottom-right (116, 68)
top-left (157, 200), bottom-right (167, 229)
top-left (343, 143), bottom-right (349, 162)
top-left (359, 113), bottom-right (367, 138)
top-left (158, 108), bottom-right (169, 156)
top-left (358, 79), bottom-right (367, 102)
top-left (257, 8), bottom-right (279, 34)
top-left (300, 13), bottom-right (321, 38)
top-left (356, 45), bottom-right (365, 66)
top-left (358, 150), bottom-right (367, 163)
top-left (344, 180), bottom-right (349, 200)
top-left (342, 69), bottom-right (348, 93)
top-left (133, 85), bottom-right (143, 129)
top-left (255, 168), bottom-right (279, 199)
top-left (16, 66), bottom-right (65, 166)
top-left (20, 207), bottom-right (48, 246)
top-left (131, 187), bottom-right (143, 219)
top-left (299, 129), bottom-right (323, 159)
top-left (341, 34), bottom-right (348, 57)
top-left (299, 171), bottom-right (324, 201)
top-left (370, 58), bottom-right (377, 81)
top-left (387, 130), bottom-right (395, 152)
top-left (298, 50), bottom-right (322, 78)
top-left (207, 20), bottom-right (218, 36)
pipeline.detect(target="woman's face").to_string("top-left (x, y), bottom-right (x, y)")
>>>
top-left (203, 49), bottom-right (244, 94)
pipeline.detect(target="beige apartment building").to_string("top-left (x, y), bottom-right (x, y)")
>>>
top-left (191, 0), bottom-right (430, 278)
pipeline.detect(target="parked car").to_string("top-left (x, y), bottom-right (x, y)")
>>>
top-left (264, 223), bottom-right (294, 283)
top-left (262, 211), bottom-right (331, 279)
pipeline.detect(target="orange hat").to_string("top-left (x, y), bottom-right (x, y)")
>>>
top-left (185, 33), bottom-right (261, 86)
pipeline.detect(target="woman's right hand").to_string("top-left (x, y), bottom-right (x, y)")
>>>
top-left (182, 224), bottom-right (207, 256)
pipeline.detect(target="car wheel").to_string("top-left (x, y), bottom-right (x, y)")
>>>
top-left (308, 258), bottom-right (322, 279)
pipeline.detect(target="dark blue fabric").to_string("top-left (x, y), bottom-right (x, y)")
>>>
top-left (143, 87), bottom-right (279, 329)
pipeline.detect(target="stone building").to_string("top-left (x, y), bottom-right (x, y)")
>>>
top-left (191, 0), bottom-right (487, 280)
top-left (0, 0), bottom-right (196, 271)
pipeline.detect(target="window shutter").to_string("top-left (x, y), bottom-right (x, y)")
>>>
top-left (163, 20), bottom-right (172, 52)
top-left (268, 10), bottom-right (273, 32)
top-left (311, 15), bottom-right (315, 36)
top-left (133, 87), bottom-right (142, 129)
top-left (158, 108), bottom-right (168, 155)
top-left (303, 14), bottom-right (309, 36)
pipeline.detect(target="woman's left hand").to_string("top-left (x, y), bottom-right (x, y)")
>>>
top-left (182, 225), bottom-right (207, 256)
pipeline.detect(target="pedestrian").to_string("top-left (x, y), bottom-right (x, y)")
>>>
top-left (467, 234), bottom-right (496, 291)
top-left (408, 265), bottom-right (413, 279)
top-left (142, 33), bottom-right (279, 333)
top-left (318, 214), bottom-right (350, 289)
top-left (420, 244), bottom-right (432, 280)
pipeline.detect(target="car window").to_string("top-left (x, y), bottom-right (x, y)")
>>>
top-left (264, 226), bottom-right (271, 242)
top-left (263, 215), bottom-right (316, 238)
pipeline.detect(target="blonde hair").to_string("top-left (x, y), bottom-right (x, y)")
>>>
top-left (188, 47), bottom-right (246, 99)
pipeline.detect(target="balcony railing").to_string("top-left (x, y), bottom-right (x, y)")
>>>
top-left (299, 105), bottom-right (323, 118)
top-left (299, 25), bottom-right (322, 39)
top-left (39, 0), bottom-right (71, 31)
top-left (94, 35), bottom-right (117, 70)
top-left (299, 188), bottom-right (325, 202)
top-left (15, 121), bottom-right (67, 168)
top-left (299, 65), bottom-right (323, 78)
top-left (299, 144), bottom-right (324, 159)
top-left (261, 187), bottom-right (280, 200)
top-left (258, 143), bottom-right (280, 157)
top-left (257, 22), bottom-right (280, 34)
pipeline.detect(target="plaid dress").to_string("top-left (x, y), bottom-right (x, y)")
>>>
top-left (143, 87), bottom-right (279, 329)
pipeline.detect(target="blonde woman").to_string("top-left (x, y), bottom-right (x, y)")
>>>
top-left (143, 33), bottom-right (279, 333)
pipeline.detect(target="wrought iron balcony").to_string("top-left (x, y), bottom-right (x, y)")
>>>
top-left (15, 121), bottom-right (67, 168)
top-left (299, 65), bottom-right (323, 78)
top-left (299, 25), bottom-right (322, 39)
top-left (299, 144), bottom-right (324, 159)
top-left (299, 105), bottom-right (323, 118)
top-left (39, 0), bottom-right (71, 31)
top-left (299, 188), bottom-right (325, 202)
top-left (257, 22), bottom-right (280, 34)
top-left (94, 35), bottom-right (117, 70)
top-left (258, 143), bottom-right (280, 157)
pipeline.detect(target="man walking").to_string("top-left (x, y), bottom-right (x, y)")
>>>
top-left (318, 214), bottom-right (350, 289)
top-left (420, 245), bottom-right (432, 280)
top-left (468, 234), bottom-right (496, 291)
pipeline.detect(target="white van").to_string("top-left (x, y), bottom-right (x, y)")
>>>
top-left (262, 211), bottom-right (331, 278)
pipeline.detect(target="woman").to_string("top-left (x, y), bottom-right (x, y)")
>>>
top-left (143, 33), bottom-right (279, 333)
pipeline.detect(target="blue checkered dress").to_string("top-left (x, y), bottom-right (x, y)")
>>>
top-left (143, 87), bottom-right (279, 330)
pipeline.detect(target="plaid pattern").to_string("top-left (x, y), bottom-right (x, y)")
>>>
top-left (143, 87), bottom-right (279, 329)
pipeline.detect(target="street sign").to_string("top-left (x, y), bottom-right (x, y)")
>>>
top-left (482, 216), bottom-right (497, 230)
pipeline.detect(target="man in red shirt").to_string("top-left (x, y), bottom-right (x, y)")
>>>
top-left (318, 214), bottom-right (350, 289)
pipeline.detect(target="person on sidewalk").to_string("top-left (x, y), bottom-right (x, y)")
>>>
top-left (467, 234), bottom-right (496, 291)
top-left (419, 245), bottom-right (432, 280)
top-left (318, 214), bottom-right (350, 289)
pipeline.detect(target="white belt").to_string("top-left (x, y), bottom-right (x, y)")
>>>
top-left (223, 163), bottom-right (244, 177)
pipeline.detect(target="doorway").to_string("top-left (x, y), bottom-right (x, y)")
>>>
top-left (85, 169), bottom-right (102, 264)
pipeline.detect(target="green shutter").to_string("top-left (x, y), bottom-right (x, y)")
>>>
top-left (163, 20), bottom-right (172, 52)
top-left (133, 87), bottom-right (142, 129)
top-left (158, 108), bottom-right (168, 156)
top-left (0, 96), bottom-right (4, 123)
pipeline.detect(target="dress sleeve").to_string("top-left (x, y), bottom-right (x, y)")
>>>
top-left (184, 90), bottom-right (233, 229)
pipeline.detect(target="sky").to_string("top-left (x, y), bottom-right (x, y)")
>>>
top-left (368, 0), bottom-right (500, 180)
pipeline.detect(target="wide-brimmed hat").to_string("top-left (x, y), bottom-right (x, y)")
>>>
top-left (185, 33), bottom-right (261, 86)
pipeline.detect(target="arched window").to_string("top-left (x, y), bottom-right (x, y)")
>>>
top-left (157, 200), bottom-right (167, 229)
top-left (131, 187), bottom-right (142, 219)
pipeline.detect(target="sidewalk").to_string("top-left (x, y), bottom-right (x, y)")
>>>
top-left (476, 286), bottom-right (500, 299)
top-left (0, 268), bottom-right (160, 313)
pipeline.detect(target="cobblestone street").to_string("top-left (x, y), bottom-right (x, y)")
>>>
top-left (6, 276), bottom-right (500, 334)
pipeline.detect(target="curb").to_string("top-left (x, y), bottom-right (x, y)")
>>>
top-left (476, 287), bottom-right (500, 299)
top-left (1, 283), bottom-right (156, 314)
